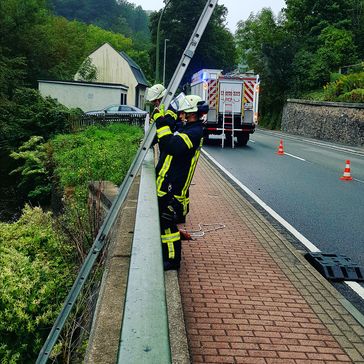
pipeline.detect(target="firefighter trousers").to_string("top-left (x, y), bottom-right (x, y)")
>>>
top-left (158, 195), bottom-right (181, 269)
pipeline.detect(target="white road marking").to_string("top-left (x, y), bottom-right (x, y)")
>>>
top-left (284, 152), bottom-right (306, 161)
top-left (354, 178), bottom-right (364, 184)
top-left (258, 129), bottom-right (364, 157)
top-left (249, 139), bottom-right (256, 143)
top-left (202, 149), bottom-right (364, 302)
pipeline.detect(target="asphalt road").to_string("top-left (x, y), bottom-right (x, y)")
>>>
top-left (203, 128), bottom-right (364, 275)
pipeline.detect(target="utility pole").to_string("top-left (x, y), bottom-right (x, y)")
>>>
top-left (163, 38), bottom-right (169, 86)
top-left (155, 0), bottom-right (171, 83)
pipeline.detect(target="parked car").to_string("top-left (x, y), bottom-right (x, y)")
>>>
top-left (85, 104), bottom-right (147, 116)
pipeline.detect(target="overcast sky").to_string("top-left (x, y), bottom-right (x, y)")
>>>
top-left (130, 0), bottom-right (286, 33)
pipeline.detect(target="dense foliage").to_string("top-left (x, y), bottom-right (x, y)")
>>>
top-left (149, 0), bottom-right (237, 85)
top-left (324, 71), bottom-right (364, 102)
top-left (0, 123), bottom-right (143, 362)
top-left (235, 0), bottom-right (364, 128)
top-left (52, 123), bottom-right (143, 198)
top-left (0, 88), bottom-right (81, 218)
top-left (0, 205), bottom-right (73, 363)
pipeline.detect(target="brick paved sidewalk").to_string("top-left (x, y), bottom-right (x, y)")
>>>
top-left (178, 155), bottom-right (364, 364)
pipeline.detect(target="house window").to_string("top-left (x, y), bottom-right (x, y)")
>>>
top-left (139, 94), bottom-right (145, 109)
top-left (120, 93), bottom-right (127, 105)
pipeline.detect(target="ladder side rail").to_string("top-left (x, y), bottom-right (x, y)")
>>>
top-left (231, 92), bottom-right (235, 149)
top-left (222, 90), bottom-right (225, 149)
top-left (253, 75), bottom-right (260, 123)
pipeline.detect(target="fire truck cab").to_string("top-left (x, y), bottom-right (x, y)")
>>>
top-left (190, 69), bottom-right (260, 147)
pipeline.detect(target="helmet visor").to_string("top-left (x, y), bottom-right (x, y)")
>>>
top-left (170, 92), bottom-right (189, 110)
top-left (176, 95), bottom-right (195, 112)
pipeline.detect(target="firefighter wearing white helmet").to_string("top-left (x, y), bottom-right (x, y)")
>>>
top-left (146, 83), bottom-right (177, 127)
top-left (155, 94), bottom-right (208, 270)
top-left (146, 83), bottom-right (166, 103)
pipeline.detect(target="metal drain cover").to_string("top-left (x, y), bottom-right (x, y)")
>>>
top-left (305, 252), bottom-right (364, 281)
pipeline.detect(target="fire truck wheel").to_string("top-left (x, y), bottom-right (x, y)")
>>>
top-left (237, 133), bottom-right (249, 146)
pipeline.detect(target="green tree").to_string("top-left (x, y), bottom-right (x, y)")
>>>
top-left (284, 0), bottom-right (361, 89)
top-left (312, 26), bottom-right (358, 85)
top-left (235, 9), bottom-right (294, 128)
top-left (149, 0), bottom-right (236, 84)
top-left (0, 0), bottom-right (50, 87)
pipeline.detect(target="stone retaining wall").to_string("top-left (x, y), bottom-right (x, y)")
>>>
top-left (281, 99), bottom-right (364, 147)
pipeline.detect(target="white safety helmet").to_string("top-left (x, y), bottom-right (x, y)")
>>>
top-left (178, 95), bottom-right (202, 113)
top-left (145, 84), bottom-right (167, 102)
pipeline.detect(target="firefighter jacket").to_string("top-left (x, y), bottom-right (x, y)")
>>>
top-left (155, 116), bottom-right (204, 215)
top-left (150, 104), bottom-right (178, 128)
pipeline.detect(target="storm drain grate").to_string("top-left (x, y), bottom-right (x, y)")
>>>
top-left (305, 252), bottom-right (364, 281)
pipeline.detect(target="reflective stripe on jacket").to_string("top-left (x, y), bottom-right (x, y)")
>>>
top-left (156, 120), bottom-right (204, 199)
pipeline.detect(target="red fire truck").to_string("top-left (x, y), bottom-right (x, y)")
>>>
top-left (190, 69), bottom-right (260, 147)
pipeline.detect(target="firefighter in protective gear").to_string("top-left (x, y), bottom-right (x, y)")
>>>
top-left (155, 94), bottom-right (208, 270)
top-left (145, 83), bottom-right (177, 129)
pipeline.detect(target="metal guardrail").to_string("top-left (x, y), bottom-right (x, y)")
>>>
top-left (117, 149), bottom-right (171, 363)
top-left (70, 113), bottom-right (146, 131)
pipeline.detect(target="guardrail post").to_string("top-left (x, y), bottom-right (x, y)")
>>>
top-left (117, 149), bottom-right (171, 363)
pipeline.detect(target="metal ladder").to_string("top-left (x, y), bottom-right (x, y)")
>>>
top-left (221, 89), bottom-right (235, 149)
top-left (36, 1), bottom-right (218, 362)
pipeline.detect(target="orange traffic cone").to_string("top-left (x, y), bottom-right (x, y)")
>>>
top-left (276, 139), bottom-right (285, 155)
top-left (340, 160), bottom-right (353, 181)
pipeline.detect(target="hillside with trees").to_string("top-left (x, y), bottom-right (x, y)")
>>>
top-left (49, 0), bottom-right (151, 52)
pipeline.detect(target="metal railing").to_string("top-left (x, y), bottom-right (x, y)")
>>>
top-left (70, 113), bottom-right (146, 131)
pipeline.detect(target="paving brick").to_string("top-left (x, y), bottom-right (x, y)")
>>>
top-left (306, 352), bottom-right (338, 360)
top-left (278, 351), bottom-right (308, 359)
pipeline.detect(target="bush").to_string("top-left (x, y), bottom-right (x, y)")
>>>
top-left (0, 88), bottom-right (82, 149)
top-left (337, 89), bottom-right (364, 103)
top-left (323, 72), bottom-right (364, 102)
top-left (301, 89), bottom-right (326, 101)
top-left (10, 136), bottom-right (52, 205)
top-left (52, 123), bottom-right (143, 198)
top-left (0, 206), bottom-right (73, 363)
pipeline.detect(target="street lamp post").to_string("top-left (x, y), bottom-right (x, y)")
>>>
top-left (155, 0), bottom-right (172, 83)
top-left (163, 38), bottom-right (169, 86)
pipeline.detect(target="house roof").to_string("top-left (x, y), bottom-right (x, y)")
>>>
top-left (119, 51), bottom-right (149, 87)
top-left (39, 79), bottom-right (129, 90)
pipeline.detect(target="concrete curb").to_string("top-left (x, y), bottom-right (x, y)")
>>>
top-left (165, 271), bottom-right (191, 364)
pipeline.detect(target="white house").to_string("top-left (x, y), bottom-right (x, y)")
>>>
top-left (38, 80), bottom-right (129, 112)
top-left (75, 43), bottom-right (149, 109)
top-left (38, 43), bottom-right (149, 112)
